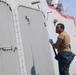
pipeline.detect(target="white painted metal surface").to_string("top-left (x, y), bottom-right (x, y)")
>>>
top-left (0, 0), bottom-right (76, 75)
top-left (0, 2), bottom-right (21, 75)
top-left (17, 6), bottom-right (54, 75)
top-left (38, 4), bottom-right (76, 75)
top-left (51, 0), bottom-right (58, 5)
top-left (12, 9), bottom-right (27, 75)
top-left (0, 0), bottom-right (55, 75)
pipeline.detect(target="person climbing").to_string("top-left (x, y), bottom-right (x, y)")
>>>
top-left (49, 23), bottom-right (75, 75)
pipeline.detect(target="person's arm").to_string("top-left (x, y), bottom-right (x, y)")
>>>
top-left (51, 38), bottom-right (62, 49)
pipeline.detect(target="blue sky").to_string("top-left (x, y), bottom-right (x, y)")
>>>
top-left (59, 0), bottom-right (76, 21)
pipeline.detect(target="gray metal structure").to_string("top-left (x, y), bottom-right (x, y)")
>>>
top-left (0, 1), bottom-right (55, 75)
top-left (0, 0), bottom-right (76, 75)
top-left (0, 2), bottom-right (21, 75)
top-left (18, 6), bottom-right (54, 75)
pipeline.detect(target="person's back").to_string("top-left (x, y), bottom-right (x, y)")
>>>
top-left (57, 31), bottom-right (71, 52)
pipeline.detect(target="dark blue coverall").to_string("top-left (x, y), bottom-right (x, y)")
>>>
top-left (55, 52), bottom-right (75, 75)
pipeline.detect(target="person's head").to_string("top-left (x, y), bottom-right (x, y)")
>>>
top-left (56, 23), bottom-right (65, 34)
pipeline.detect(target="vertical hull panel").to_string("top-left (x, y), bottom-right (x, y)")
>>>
top-left (0, 2), bottom-right (21, 75)
top-left (18, 6), bottom-right (55, 75)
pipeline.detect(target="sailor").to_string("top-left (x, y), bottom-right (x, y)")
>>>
top-left (49, 23), bottom-right (75, 75)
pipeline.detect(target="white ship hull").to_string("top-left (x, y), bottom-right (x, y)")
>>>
top-left (0, 0), bottom-right (76, 75)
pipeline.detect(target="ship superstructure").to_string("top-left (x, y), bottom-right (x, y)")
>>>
top-left (0, 0), bottom-right (76, 75)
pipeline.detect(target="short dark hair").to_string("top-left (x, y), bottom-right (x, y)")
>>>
top-left (57, 23), bottom-right (65, 30)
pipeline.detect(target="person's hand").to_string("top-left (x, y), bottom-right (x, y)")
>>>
top-left (49, 39), bottom-right (53, 44)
